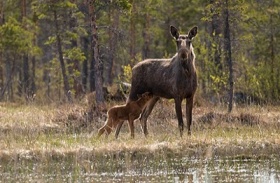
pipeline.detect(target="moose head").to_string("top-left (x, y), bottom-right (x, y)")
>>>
top-left (170, 26), bottom-right (197, 61)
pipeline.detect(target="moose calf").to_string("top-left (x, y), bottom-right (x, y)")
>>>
top-left (97, 92), bottom-right (153, 139)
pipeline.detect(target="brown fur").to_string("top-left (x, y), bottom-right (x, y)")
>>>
top-left (97, 92), bottom-right (153, 138)
top-left (127, 26), bottom-right (198, 137)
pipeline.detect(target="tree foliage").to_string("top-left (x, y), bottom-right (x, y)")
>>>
top-left (0, 17), bottom-right (38, 55)
top-left (0, 0), bottom-right (280, 106)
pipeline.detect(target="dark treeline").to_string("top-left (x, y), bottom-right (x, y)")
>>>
top-left (0, 0), bottom-right (280, 111)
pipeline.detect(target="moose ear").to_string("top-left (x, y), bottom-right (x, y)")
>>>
top-left (188, 26), bottom-right (197, 40)
top-left (170, 25), bottom-right (179, 39)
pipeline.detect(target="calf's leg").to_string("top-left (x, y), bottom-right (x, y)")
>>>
top-left (97, 118), bottom-right (110, 138)
top-left (115, 120), bottom-right (124, 139)
top-left (97, 127), bottom-right (106, 138)
top-left (97, 124), bottom-right (113, 138)
top-left (97, 118), bottom-right (113, 138)
top-left (128, 115), bottom-right (136, 138)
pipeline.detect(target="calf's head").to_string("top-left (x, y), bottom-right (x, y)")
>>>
top-left (137, 92), bottom-right (153, 103)
top-left (170, 26), bottom-right (197, 61)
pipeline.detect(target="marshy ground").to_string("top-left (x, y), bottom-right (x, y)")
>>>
top-left (0, 100), bottom-right (279, 161)
top-left (0, 101), bottom-right (279, 182)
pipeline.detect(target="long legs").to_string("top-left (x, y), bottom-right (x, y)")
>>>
top-left (100, 96), bottom-right (194, 139)
top-left (185, 96), bottom-right (193, 135)
top-left (141, 96), bottom-right (193, 137)
top-left (97, 118), bottom-right (114, 138)
top-left (174, 97), bottom-right (184, 137)
top-left (139, 96), bottom-right (160, 136)
top-left (115, 116), bottom-right (136, 139)
top-left (115, 120), bottom-right (124, 139)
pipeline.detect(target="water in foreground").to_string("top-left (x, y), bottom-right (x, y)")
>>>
top-left (0, 152), bottom-right (279, 183)
top-left (0, 104), bottom-right (280, 182)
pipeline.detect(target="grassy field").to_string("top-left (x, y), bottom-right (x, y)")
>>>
top-left (0, 101), bottom-right (279, 163)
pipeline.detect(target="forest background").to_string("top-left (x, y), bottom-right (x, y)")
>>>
top-left (0, 0), bottom-right (279, 113)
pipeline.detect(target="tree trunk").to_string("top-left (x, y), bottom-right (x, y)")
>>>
top-left (210, 0), bottom-right (222, 68)
top-left (1, 54), bottom-right (15, 101)
top-left (0, 1), bottom-right (4, 95)
top-left (142, 11), bottom-right (150, 59)
top-left (5, 55), bottom-right (12, 100)
top-left (78, 1), bottom-right (89, 93)
top-left (89, 46), bottom-right (95, 92)
top-left (269, 10), bottom-right (276, 100)
top-left (224, 0), bottom-right (233, 112)
top-left (106, 8), bottom-right (119, 85)
top-left (88, 0), bottom-right (105, 111)
top-left (207, 0), bottom-right (223, 98)
top-left (69, 18), bottom-right (83, 98)
top-left (22, 55), bottom-right (29, 95)
top-left (31, 56), bottom-right (36, 94)
top-left (82, 37), bottom-right (89, 92)
top-left (21, 0), bottom-right (30, 98)
top-left (54, 9), bottom-right (72, 102)
top-left (88, 4), bottom-right (95, 92)
top-left (129, 0), bottom-right (136, 65)
top-left (30, 11), bottom-right (38, 96)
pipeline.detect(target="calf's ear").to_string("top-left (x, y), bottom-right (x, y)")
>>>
top-left (170, 25), bottom-right (179, 39)
top-left (188, 26), bottom-right (197, 40)
top-left (143, 92), bottom-right (149, 96)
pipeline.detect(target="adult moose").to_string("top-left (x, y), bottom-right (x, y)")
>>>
top-left (117, 25), bottom-right (198, 137)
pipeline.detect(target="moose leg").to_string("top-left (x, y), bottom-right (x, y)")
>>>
top-left (186, 97), bottom-right (193, 135)
top-left (115, 120), bottom-right (124, 139)
top-left (174, 98), bottom-right (184, 137)
top-left (140, 96), bottom-right (160, 136)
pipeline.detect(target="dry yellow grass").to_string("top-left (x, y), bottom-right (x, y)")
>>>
top-left (0, 101), bottom-right (279, 162)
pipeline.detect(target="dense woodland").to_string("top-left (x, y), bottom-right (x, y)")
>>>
top-left (0, 0), bottom-right (280, 111)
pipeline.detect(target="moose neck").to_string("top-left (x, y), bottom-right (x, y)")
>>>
top-left (178, 51), bottom-right (195, 77)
